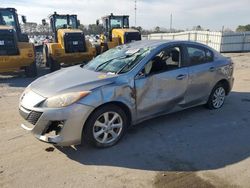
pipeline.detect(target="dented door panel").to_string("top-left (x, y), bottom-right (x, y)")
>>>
top-left (135, 68), bottom-right (188, 120)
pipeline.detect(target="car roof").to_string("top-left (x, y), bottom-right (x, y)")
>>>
top-left (126, 40), bottom-right (214, 51)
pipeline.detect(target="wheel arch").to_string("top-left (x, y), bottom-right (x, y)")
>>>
top-left (81, 101), bottom-right (132, 146)
top-left (84, 101), bottom-right (132, 129)
top-left (215, 79), bottom-right (231, 95)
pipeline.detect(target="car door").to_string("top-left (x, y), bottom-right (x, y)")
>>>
top-left (134, 45), bottom-right (189, 120)
top-left (184, 44), bottom-right (217, 106)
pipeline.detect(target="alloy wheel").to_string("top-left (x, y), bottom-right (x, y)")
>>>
top-left (93, 111), bottom-right (123, 144)
top-left (212, 87), bottom-right (226, 109)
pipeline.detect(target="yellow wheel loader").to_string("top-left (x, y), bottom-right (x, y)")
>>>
top-left (43, 12), bottom-right (96, 72)
top-left (96, 13), bottom-right (141, 54)
top-left (0, 8), bottom-right (37, 77)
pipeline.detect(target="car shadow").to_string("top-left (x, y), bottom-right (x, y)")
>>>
top-left (56, 91), bottom-right (250, 172)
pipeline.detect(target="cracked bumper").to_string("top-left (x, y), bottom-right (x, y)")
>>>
top-left (19, 103), bottom-right (94, 146)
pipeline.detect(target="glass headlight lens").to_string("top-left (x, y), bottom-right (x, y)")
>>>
top-left (41, 91), bottom-right (91, 108)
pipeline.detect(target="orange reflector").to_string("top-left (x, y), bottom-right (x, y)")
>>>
top-left (28, 53), bottom-right (33, 58)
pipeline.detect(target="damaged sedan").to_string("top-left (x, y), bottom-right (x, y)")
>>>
top-left (19, 40), bottom-right (234, 147)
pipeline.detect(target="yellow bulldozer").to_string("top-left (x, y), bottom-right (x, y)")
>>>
top-left (43, 12), bottom-right (96, 72)
top-left (0, 8), bottom-right (37, 77)
top-left (96, 13), bottom-right (141, 54)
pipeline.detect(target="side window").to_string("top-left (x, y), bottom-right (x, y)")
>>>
top-left (206, 49), bottom-right (214, 62)
top-left (187, 46), bottom-right (206, 65)
top-left (142, 46), bottom-right (182, 76)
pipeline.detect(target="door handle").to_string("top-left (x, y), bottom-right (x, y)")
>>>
top-left (176, 74), bottom-right (186, 80)
top-left (209, 67), bottom-right (216, 72)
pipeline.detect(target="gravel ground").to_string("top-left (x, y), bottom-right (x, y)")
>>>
top-left (0, 52), bottom-right (250, 188)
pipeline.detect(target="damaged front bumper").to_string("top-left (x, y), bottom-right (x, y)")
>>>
top-left (19, 103), bottom-right (94, 146)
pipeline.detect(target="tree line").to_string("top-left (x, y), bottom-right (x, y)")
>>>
top-left (21, 22), bottom-right (250, 36)
top-left (236, 24), bottom-right (250, 32)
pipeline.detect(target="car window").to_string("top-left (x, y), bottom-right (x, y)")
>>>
top-left (187, 46), bottom-right (214, 65)
top-left (206, 49), bottom-right (214, 62)
top-left (142, 46), bottom-right (182, 76)
top-left (187, 46), bottom-right (207, 65)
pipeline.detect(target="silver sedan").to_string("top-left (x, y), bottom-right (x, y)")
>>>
top-left (19, 40), bottom-right (234, 147)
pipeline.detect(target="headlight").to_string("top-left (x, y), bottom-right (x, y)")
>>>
top-left (41, 91), bottom-right (91, 108)
top-left (20, 86), bottom-right (31, 102)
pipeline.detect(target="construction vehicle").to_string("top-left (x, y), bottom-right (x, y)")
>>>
top-left (96, 13), bottom-right (141, 54)
top-left (43, 12), bottom-right (96, 72)
top-left (0, 8), bottom-right (37, 77)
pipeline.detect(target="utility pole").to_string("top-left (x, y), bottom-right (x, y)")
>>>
top-left (170, 13), bottom-right (172, 32)
top-left (135, 0), bottom-right (137, 27)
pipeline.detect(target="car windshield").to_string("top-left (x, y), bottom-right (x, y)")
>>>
top-left (84, 46), bottom-right (150, 74)
top-left (0, 10), bottom-right (16, 28)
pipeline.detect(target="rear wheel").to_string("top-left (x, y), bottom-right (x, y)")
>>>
top-left (24, 61), bottom-right (37, 77)
top-left (49, 57), bottom-right (61, 72)
top-left (206, 84), bottom-right (226, 109)
top-left (102, 43), bottom-right (109, 52)
top-left (83, 104), bottom-right (128, 148)
top-left (43, 45), bottom-right (50, 67)
top-left (95, 44), bottom-right (102, 56)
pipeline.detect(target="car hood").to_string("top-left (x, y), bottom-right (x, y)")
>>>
top-left (30, 66), bottom-right (117, 98)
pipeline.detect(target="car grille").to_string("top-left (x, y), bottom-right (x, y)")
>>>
top-left (64, 32), bottom-right (86, 53)
top-left (26, 111), bottom-right (43, 125)
top-left (0, 29), bottom-right (19, 56)
top-left (124, 32), bottom-right (141, 44)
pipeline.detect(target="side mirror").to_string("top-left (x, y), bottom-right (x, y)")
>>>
top-left (77, 20), bottom-right (81, 26)
top-left (42, 19), bottom-right (47, 26)
top-left (21, 16), bottom-right (27, 24)
top-left (96, 20), bottom-right (99, 26)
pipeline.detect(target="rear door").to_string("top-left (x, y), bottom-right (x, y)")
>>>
top-left (184, 44), bottom-right (217, 106)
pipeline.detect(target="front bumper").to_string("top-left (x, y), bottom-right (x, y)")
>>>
top-left (19, 103), bottom-right (94, 146)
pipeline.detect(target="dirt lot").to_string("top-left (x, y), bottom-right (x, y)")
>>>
top-left (1, 53), bottom-right (250, 188)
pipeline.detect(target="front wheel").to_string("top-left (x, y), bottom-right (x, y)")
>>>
top-left (83, 105), bottom-right (128, 148)
top-left (24, 61), bottom-right (37, 78)
top-left (206, 84), bottom-right (226, 109)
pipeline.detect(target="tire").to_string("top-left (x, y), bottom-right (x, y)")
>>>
top-left (102, 43), bottom-right (109, 52)
top-left (83, 104), bottom-right (128, 148)
top-left (206, 84), bottom-right (226, 109)
top-left (43, 45), bottom-right (50, 67)
top-left (24, 61), bottom-right (37, 78)
top-left (49, 56), bottom-right (61, 72)
top-left (95, 44), bottom-right (102, 56)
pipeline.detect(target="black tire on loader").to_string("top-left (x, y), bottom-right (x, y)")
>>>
top-left (95, 44), bottom-right (102, 56)
top-left (49, 56), bottom-right (61, 72)
top-left (24, 61), bottom-right (37, 78)
top-left (43, 45), bottom-right (50, 67)
top-left (102, 42), bottom-right (109, 53)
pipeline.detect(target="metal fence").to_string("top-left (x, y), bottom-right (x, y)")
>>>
top-left (147, 31), bottom-right (250, 52)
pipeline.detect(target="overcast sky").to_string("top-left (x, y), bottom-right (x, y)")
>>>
top-left (1, 0), bottom-right (250, 30)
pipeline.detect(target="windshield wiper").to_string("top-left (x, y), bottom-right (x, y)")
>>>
top-left (80, 62), bottom-right (87, 68)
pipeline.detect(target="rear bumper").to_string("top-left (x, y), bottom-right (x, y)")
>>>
top-left (19, 103), bottom-right (94, 146)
